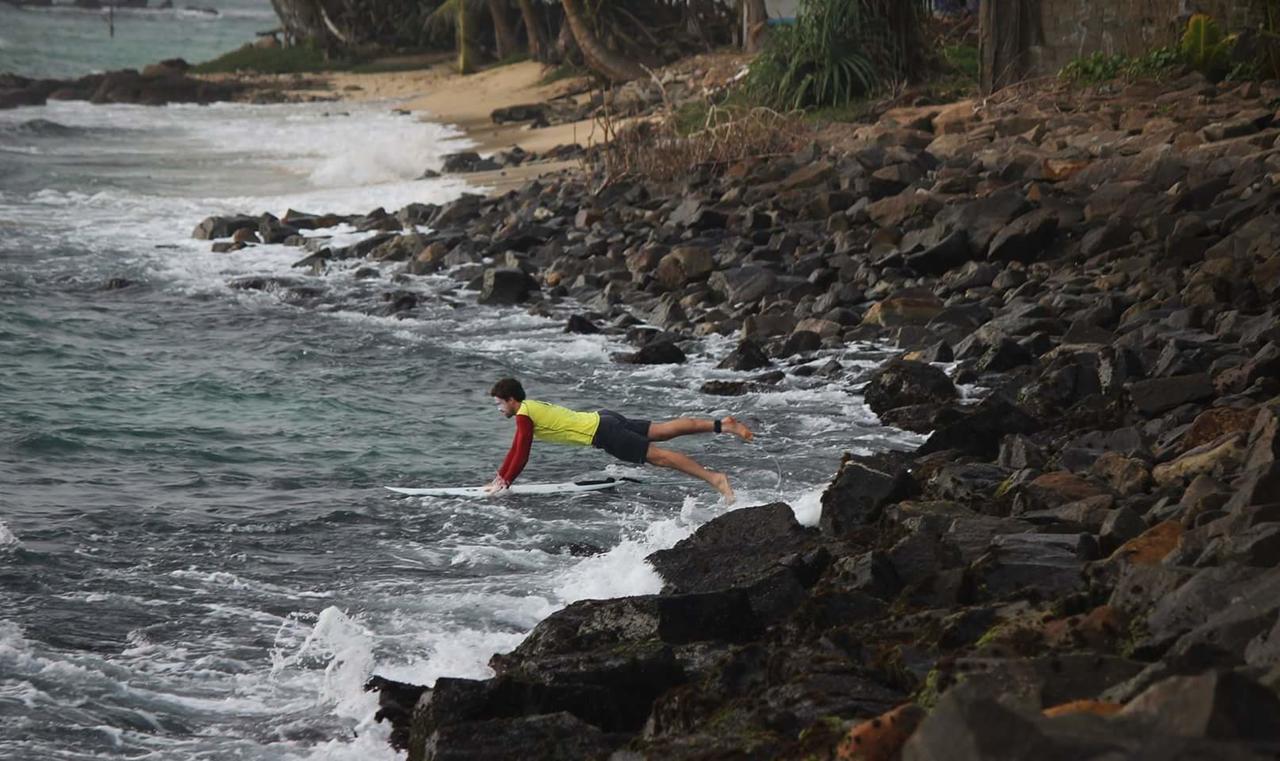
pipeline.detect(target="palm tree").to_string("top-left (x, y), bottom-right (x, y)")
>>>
top-left (560, 0), bottom-right (646, 82)
top-left (516, 0), bottom-right (546, 60)
top-left (488, 0), bottom-right (520, 60)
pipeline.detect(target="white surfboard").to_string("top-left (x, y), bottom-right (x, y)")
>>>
top-left (385, 477), bottom-right (637, 498)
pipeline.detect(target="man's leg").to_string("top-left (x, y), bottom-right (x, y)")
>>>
top-left (646, 444), bottom-right (735, 503)
top-left (648, 417), bottom-right (754, 442)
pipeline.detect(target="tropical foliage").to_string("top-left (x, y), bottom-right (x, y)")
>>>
top-left (1181, 13), bottom-right (1236, 79)
top-left (744, 0), bottom-right (929, 110)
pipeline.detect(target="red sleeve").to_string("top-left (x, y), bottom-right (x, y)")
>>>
top-left (498, 414), bottom-right (533, 484)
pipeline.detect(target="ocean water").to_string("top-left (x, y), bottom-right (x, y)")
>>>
top-left (0, 0), bottom-right (275, 78)
top-left (0, 96), bottom-right (923, 760)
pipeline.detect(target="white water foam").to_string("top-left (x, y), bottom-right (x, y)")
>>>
top-left (0, 520), bottom-right (18, 549)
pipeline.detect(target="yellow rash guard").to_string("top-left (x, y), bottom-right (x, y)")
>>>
top-left (516, 400), bottom-right (600, 446)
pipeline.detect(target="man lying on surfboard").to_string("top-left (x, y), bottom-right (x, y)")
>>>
top-left (485, 378), bottom-right (753, 503)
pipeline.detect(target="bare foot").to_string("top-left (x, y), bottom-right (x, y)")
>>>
top-left (709, 471), bottom-right (735, 504)
top-left (722, 416), bottom-right (754, 442)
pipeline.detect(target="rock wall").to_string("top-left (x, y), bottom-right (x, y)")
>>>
top-left (982, 0), bottom-right (1254, 91)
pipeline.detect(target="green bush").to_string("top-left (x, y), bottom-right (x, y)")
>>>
top-left (1181, 13), bottom-right (1235, 79)
top-left (1058, 47), bottom-right (1183, 84)
top-left (744, 0), bottom-right (925, 110)
top-left (193, 45), bottom-right (346, 75)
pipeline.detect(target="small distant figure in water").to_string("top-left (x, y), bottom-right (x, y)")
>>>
top-left (107, 4), bottom-right (114, 37)
top-left (485, 377), bottom-right (754, 503)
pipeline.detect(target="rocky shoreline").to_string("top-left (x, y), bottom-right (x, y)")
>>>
top-left (0, 58), bottom-right (340, 109)
top-left (199, 70), bottom-right (1280, 759)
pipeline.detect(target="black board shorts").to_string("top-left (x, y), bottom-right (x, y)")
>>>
top-left (592, 410), bottom-right (652, 464)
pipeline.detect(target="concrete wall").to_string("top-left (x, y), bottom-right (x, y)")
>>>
top-left (994, 0), bottom-right (1253, 83)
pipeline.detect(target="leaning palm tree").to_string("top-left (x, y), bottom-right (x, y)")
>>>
top-left (559, 0), bottom-right (647, 82)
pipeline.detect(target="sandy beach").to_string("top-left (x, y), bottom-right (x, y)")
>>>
top-left (325, 59), bottom-right (601, 193)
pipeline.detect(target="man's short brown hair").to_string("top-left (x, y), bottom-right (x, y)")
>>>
top-left (490, 378), bottom-right (526, 401)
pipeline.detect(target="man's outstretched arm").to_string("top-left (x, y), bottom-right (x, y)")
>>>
top-left (489, 414), bottom-right (533, 491)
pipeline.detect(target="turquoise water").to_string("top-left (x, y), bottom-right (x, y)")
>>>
top-left (0, 0), bottom-right (274, 78)
top-left (0, 97), bottom-right (918, 759)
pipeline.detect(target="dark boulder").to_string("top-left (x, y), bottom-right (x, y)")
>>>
top-left (440, 151), bottom-right (501, 173)
top-left (647, 502), bottom-right (824, 594)
top-left (819, 460), bottom-right (910, 536)
top-left (192, 214), bottom-right (259, 240)
top-left (863, 358), bottom-right (958, 414)
top-left (987, 208), bottom-right (1060, 263)
top-left (708, 266), bottom-right (778, 304)
top-left (613, 340), bottom-right (686, 365)
top-left (1128, 373), bottom-right (1214, 416)
top-left (1120, 670), bottom-right (1280, 742)
top-left (716, 339), bottom-right (771, 371)
top-left (564, 314), bottom-right (600, 334)
top-left (415, 711), bottom-right (625, 761)
top-left (365, 675), bottom-right (429, 751)
top-left (906, 229), bottom-right (972, 275)
top-left (902, 684), bottom-right (1269, 761)
top-left (775, 330), bottom-right (823, 358)
top-left (478, 268), bottom-right (535, 305)
top-left (919, 396), bottom-right (1040, 459)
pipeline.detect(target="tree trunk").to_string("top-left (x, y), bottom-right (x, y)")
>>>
top-left (488, 0), bottom-right (520, 61)
top-left (516, 0), bottom-right (545, 60)
top-left (980, 0), bottom-right (1040, 93)
top-left (742, 0), bottom-right (768, 52)
top-left (269, 0), bottom-right (329, 46)
top-left (560, 0), bottom-right (646, 82)
top-left (458, 0), bottom-right (477, 74)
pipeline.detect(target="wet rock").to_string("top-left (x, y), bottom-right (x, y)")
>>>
top-left (613, 340), bottom-right (686, 365)
top-left (647, 505), bottom-right (821, 623)
top-left (494, 593), bottom-right (758, 660)
top-left (478, 268), bottom-right (535, 305)
top-left (773, 330), bottom-right (819, 358)
top-left (920, 396), bottom-right (1040, 459)
top-left (381, 290), bottom-right (423, 315)
top-left (716, 339), bottom-right (771, 371)
top-left (819, 460), bottom-right (910, 536)
top-left (699, 380), bottom-right (753, 396)
top-left (879, 403), bottom-right (955, 434)
top-left (440, 151), bottom-right (501, 173)
top-left (863, 358), bottom-right (958, 414)
top-left (564, 314), bottom-right (600, 334)
top-left (417, 711), bottom-right (625, 761)
top-left (366, 675), bottom-right (429, 751)
top-left (192, 214), bottom-right (260, 240)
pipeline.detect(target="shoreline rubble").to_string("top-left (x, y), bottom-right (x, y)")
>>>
top-left (190, 68), bottom-right (1280, 759)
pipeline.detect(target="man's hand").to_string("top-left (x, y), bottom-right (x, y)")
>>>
top-left (483, 476), bottom-right (510, 496)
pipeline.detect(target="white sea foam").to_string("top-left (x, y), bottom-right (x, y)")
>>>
top-left (0, 520), bottom-right (19, 549)
top-left (274, 607), bottom-right (377, 720)
top-left (789, 486), bottom-right (828, 527)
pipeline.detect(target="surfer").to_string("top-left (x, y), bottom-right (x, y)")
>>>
top-left (485, 378), bottom-right (753, 502)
